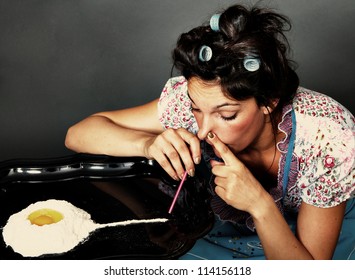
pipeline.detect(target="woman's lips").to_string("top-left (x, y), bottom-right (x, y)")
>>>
top-left (210, 159), bottom-right (224, 167)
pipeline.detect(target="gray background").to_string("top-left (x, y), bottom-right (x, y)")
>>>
top-left (0, 0), bottom-right (354, 161)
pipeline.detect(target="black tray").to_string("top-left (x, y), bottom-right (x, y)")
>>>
top-left (0, 154), bottom-right (213, 259)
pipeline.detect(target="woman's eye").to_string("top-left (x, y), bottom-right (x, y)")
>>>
top-left (220, 113), bottom-right (237, 121)
top-left (191, 107), bottom-right (201, 113)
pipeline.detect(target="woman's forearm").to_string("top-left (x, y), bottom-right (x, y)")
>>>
top-left (65, 115), bottom-right (156, 157)
top-left (251, 194), bottom-right (313, 259)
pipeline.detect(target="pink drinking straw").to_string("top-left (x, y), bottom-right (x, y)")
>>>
top-left (168, 170), bottom-right (188, 214)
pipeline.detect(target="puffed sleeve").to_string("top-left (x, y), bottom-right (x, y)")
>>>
top-left (157, 76), bottom-right (198, 134)
top-left (294, 90), bottom-right (355, 207)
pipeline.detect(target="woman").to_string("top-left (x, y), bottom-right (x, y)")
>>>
top-left (65, 4), bottom-right (355, 259)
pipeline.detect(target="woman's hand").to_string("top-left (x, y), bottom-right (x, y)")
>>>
top-left (143, 128), bottom-right (201, 181)
top-left (207, 132), bottom-right (268, 214)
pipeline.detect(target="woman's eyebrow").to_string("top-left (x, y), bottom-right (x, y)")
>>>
top-left (187, 91), bottom-right (240, 108)
top-left (215, 103), bottom-right (240, 108)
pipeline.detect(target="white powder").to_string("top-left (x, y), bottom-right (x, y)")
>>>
top-left (2, 199), bottom-right (168, 257)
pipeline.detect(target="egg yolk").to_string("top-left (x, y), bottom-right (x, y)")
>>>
top-left (28, 208), bottom-right (63, 226)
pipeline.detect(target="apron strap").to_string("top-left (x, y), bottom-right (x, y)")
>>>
top-left (282, 109), bottom-right (296, 202)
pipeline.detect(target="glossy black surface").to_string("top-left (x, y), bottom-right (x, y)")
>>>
top-left (0, 154), bottom-right (213, 259)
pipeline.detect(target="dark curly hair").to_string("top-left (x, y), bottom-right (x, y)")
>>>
top-left (172, 4), bottom-right (299, 114)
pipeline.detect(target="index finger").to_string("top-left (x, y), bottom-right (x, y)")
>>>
top-left (207, 132), bottom-right (240, 166)
top-left (177, 128), bottom-right (201, 165)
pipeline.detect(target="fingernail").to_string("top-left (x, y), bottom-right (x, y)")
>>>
top-left (194, 156), bottom-right (201, 164)
top-left (180, 173), bottom-right (186, 180)
top-left (172, 175), bottom-right (179, 181)
top-left (188, 169), bottom-right (195, 177)
top-left (207, 132), bottom-right (214, 139)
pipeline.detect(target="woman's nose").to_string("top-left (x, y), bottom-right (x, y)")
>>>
top-left (197, 117), bottom-right (213, 140)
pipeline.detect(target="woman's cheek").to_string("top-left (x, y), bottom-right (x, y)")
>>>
top-left (215, 120), bottom-right (253, 150)
top-left (215, 123), bottom-right (241, 143)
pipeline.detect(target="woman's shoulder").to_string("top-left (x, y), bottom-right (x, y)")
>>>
top-left (293, 87), bottom-right (354, 127)
top-left (292, 87), bottom-right (354, 150)
top-left (291, 87), bottom-right (355, 207)
top-left (292, 87), bottom-right (354, 149)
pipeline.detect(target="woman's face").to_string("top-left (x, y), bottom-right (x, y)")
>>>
top-left (187, 77), bottom-right (271, 154)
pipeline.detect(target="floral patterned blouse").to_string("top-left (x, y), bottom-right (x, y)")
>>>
top-left (158, 76), bottom-right (355, 229)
